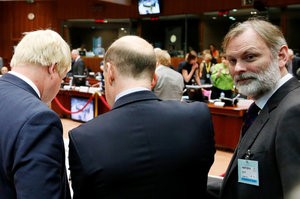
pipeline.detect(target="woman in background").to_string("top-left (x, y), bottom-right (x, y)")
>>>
top-left (210, 54), bottom-right (234, 99)
top-left (209, 44), bottom-right (220, 64)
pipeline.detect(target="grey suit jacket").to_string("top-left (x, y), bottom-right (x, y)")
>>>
top-left (153, 65), bottom-right (184, 100)
top-left (69, 90), bottom-right (215, 199)
top-left (220, 77), bottom-right (300, 199)
top-left (72, 57), bottom-right (85, 75)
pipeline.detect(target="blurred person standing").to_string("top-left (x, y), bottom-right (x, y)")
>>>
top-left (199, 53), bottom-right (214, 85)
top-left (287, 48), bottom-right (300, 79)
top-left (216, 18), bottom-right (300, 199)
top-left (0, 57), bottom-right (3, 68)
top-left (153, 48), bottom-right (184, 100)
top-left (0, 29), bottom-right (71, 199)
top-left (69, 35), bottom-right (215, 199)
top-left (209, 44), bottom-right (220, 64)
top-left (71, 49), bottom-right (85, 75)
top-left (210, 54), bottom-right (234, 99)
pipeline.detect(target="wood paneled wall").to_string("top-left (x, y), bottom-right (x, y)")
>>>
top-left (0, 1), bottom-right (58, 66)
top-left (1, 0), bottom-right (300, 66)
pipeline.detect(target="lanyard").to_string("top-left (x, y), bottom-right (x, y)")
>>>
top-left (205, 62), bottom-right (211, 73)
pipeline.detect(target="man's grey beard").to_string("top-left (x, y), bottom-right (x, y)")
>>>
top-left (234, 60), bottom-right (281, 99)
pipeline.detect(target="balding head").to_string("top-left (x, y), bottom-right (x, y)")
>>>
top-left (103, 36), bottom-right (157, 107)
top-left (104, 35), bottom-right (156, 80)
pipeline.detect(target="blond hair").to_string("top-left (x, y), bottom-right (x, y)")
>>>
top-left (154, 48), bottom-right (171, 66)
top-left (10, 29), bottom-right (71, 77)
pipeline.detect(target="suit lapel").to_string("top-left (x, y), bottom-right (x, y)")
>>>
top-left (222, 77), bottom-right (300, 188)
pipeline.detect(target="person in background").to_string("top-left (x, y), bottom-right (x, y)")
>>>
top-left (1, 66), bottom-right (8, 75)
top-left (153, 48), bottom-right (184, 100)
top-left (0, 57), bottom-right (3, 68)
top-left (213, 18), bottom-right (300, 199)
top-left (181, 52), bottom-right (201, 86)
top-left (180, 52), bottom-right (203, 101)
top-left (287, 48), bottom-right (300, 79)
top-left (77, 44), bottom-right (87, 56)
top-left (0, 29), bottom-right (71, 199)
top-left (210, 54), bottom-right (234, 99)
top-left (177, 50), bottom-right (198, 74)
top-left (71, 49), bottom-right (85, 75)
top-left (69, 35), bottom-right (215, 199)
top-left (199, 53), bottom-right (214, 85)
top-left (209, 44), bottom-right (220, 64)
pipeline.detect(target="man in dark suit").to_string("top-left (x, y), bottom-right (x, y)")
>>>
top-left (71, 49), bottom-right (85, 75)
top-left (217, 18), bottom-right (300, 198)
top-left (69, 35), bottom-right (215, 199)
top-left (0, 30), bottom-right (71, 198)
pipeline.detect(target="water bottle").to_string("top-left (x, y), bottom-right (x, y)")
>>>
top-left (69, 77), bottom-right (73, 87)
top-left (220, 92), bottom-right (225, 99)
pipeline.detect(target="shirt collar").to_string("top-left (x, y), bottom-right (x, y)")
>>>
top-left (9, 71), bottom-right (41, 98)
top-left (115, 87), bottom-right (149, 102)
top-left (255, 73), bottom-right (293, 109)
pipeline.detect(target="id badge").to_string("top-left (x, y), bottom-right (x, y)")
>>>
top-left (238, 159), bottom-right (259, 186)
top-left (206, 74), bottom-right (210, 79)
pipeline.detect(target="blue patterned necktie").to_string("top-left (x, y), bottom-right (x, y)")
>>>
top-left (242, 103), bottom-right (260, 136)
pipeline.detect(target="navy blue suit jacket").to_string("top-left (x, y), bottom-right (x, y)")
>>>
top-left (69, 90), bottom-right (215, 199)
top-left (0, 74), bottom-right (70, 199)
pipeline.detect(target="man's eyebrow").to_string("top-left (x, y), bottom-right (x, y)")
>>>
top-left (227, 47), bottom-right (260, 57)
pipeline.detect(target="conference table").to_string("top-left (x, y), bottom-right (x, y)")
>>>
top-left (51, 88), bottom-right (251, 151)
top-left (207, 101), bottom-right (251, 151)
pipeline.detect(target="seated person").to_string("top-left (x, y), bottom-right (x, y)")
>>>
top-left (153, 48), bottom-right (184, 100)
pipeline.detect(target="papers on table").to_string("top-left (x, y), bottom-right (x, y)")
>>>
top-left (185, 84), bottom-right (212, 89)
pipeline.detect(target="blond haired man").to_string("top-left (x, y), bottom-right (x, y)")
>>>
top-left (0, 29), bottom-right (71, 199)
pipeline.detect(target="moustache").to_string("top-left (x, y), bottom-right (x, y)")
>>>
top-left (234, 72), bottom-right (258, 83)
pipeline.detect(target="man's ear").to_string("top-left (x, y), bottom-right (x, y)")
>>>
top-left (106, 62), bottom-right (115, 85)
top-left (278, 45), bottom-right (289, 69)
top-left (151, 73), bottom-right (157, 90)
top-left (48, 64), bottom-right (57, 76)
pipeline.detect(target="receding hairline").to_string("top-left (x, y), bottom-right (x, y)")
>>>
top-left (222, 18), bottom-right (286, 54)
top-left (109, 36), bottom-right (153, 54)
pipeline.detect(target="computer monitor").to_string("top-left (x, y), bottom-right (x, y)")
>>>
top-left (73, 75), bottom-right (87, 87)
top-left (70, 97), bottom-right (94, 122)
top-left (79, 50), bottom-right (86, 56)
top-left (138, 0), bottom-right (161, 15)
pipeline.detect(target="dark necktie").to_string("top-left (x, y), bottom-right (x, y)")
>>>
top-left (242, 102), bottom-right (260, 136)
